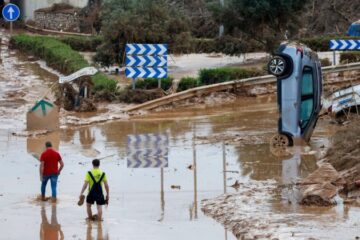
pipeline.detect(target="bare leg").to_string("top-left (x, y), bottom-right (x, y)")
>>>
top-left (86, 204), bottom-right (92, 220)
top-left (97, 205), bottom-right (103, 221)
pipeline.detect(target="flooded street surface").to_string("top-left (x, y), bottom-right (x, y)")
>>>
top-left (1, 97), bottom-right (278, 240)
top-left (0, 29), bottom-right (359, 240)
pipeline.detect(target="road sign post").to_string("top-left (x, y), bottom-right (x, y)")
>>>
top-left (330, 39), bottom-right (360, 66)
top-left (2, 3), bottom-right (20, 35)
top-left (125, 44), bottom-right (168, 90)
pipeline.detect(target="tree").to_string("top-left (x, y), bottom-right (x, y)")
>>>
top-left (215, 0), bottom-right (309, 53)
top-left (94, 0), bottom-right (191, 66)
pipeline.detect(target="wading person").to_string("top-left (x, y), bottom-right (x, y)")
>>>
top-left (79, 159), bottom-right (109, 221)
top-left (40, 141), bottom-right (64, 203)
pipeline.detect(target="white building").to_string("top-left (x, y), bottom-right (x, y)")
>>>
top-left (13, 0), bottom-right (89, 20)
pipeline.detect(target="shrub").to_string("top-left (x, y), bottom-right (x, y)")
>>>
top-left (199, 67), bottom-right (264, 85)
top-left (135, 77), bottom-right (173, 91)
top-left (60, 36), bottom-right (103, 52)
top-left (320, 58), bottom-right (332, 67)
top-left (340, 52), bottom-right (360, 64)
top-left (178, 77), bottom-right (200, 91)
top-left (10, 34), bottom-right (116, 95)
top-left (117, 89), bottom-right (164, 104)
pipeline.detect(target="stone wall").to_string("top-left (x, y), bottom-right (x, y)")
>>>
top-left (34, 10), bottom-right (82, 33)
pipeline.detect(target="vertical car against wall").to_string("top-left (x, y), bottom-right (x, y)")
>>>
top-left (268, 42), bottom-right (323, 147)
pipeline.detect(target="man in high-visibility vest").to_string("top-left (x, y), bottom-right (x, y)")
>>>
top-left (78, 159), bottom-right (110, 221)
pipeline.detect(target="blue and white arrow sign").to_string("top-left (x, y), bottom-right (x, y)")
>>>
top-left (126, 67), bottom-right (167, 78)
top-left (2, 3), bottom-right (20, 22)
top-left (330, 39), bottom-right (360, 50)
top-left (127, 133), bottom-right (169, 168)
top-left (126, 56), bottom-right (167, 67)
top-left (126, 44), bottom-right (168, 56)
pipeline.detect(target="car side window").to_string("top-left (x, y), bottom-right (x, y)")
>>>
top-left (300, 67), bottom-right (314, 129)
top-left (301, 68), bottom-right (313, 95)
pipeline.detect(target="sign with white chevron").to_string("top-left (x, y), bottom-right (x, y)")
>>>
top-left (329, 39), bottom-right (360, 50)
top-left (127, 133), bottom-right (169, 168)
top-left (125, 43), bottom-right (168, 79)
top-left (126, 44), bottom-right (168, 56)
top-left (126, 56), bottom-right (167, 67)
top-left (125, 67), bottom-right (167, 79)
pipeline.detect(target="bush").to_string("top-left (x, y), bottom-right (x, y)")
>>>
top-left (60, 36), bottom-right (103, 52)
top-left (199, 67), bottom-right (264, 85)
top-left (320, 58), bottom-right (332, 67)
top-left (178, 77), bottom-right (200, 91)
top-left (135, 77), bottom-right (173, 91)
top-left (117, 89), bottom-right (164, 104)
top-left (10, 34), bottom-right (116, 95)
top-left (340, 52), bottom-right (360, 64)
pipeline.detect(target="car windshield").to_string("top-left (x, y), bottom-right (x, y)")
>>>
top-left (300, 67), bottom-right (314, 129)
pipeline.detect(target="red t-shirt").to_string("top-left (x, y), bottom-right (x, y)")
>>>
top-left (40, 148), bottom-right (62, 176)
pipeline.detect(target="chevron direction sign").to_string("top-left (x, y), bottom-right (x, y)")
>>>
top-left (127, 133), bottom-right (169, 168)
top-left (330, 39), bottom-right (360, 50)
top-left (126, 44), bottom-right (168, 56)
top-left (126, 56), bottom-right (167, 67)
top-left (125, 43), bottom-right (168, 79)
top-left (125, 67), bottom-right (167, 78)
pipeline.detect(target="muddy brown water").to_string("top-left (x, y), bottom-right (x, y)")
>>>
top-left (0, 29), bottom-right (359, 240)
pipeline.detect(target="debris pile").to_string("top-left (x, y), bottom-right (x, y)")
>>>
top-left (299, 118), bottom-right (360, 205)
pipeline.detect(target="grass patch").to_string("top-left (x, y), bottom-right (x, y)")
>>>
top-left (10, 34), bottom-right (116, 96)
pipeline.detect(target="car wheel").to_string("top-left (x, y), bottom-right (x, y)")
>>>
top-left (270, 133), bottom-right (290, 148)
top-left (268, 56), bottom-right (287, 76)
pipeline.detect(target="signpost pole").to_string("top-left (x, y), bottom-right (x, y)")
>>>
top-left (10, 22), bottom-right (13, 35)
top-left (158, 78), bottom-right (161, 89)
top-left (333, 51), bottom-right (336, 66)
top-left (132, 78), bottom-right (136, 90)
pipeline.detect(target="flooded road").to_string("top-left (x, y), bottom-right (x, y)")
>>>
top-left (2, 93), bottom-right (358, 240)
top-left (1, 97), bottom-right (279, 240)
top-left (0, 29), bottom-right (359, 240)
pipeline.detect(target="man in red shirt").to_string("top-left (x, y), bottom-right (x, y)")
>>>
top-left (40, 141), bottom-right (64, 202)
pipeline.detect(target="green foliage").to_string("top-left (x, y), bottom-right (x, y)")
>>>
top-left (96, 0), bottom-right (191, 66)
top-left (60, 36), bottom-right (103, 51)
top-left (135, 77), bottom-right (173, 91)
top-left (199, 67), bottom-right (264, 85)
top-left (214, 0), bottom-right (309, 53)
top-left (10, 34), bottom-right (116, 95)
top-left (178, 77), bottom-right (200, 92)
top-left (117, 89), bottom-right (164, 103)
top-left (340, 52), bottom-right (360, 64)
top-left (320, 58), bottom-right (331, 67)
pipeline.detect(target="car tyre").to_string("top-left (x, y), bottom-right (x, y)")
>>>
top-left (270, 133), bottom-right (290, 148)
top-left (268, 56), bottom-right (287, 76)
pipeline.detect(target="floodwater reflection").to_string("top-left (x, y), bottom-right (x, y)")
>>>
top-left (40, 204), bottom-right (64, 240)
top-left (86, 222), bottom-right (109, 240)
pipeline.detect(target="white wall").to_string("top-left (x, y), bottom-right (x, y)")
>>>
top-left (23, 0), bottom-right (88, 20)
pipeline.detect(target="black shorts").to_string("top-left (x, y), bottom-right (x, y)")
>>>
top-left (86, 194), bottom-right (105, 205)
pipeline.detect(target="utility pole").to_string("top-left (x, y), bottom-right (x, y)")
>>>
top-left (219, 0), bottom-right (224, 37)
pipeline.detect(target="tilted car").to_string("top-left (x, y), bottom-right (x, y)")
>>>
top-left (268, 42), bottom-right (323, 146)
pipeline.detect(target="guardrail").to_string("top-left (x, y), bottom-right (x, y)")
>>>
top-left (126, 62), bottom-right (360, 112)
